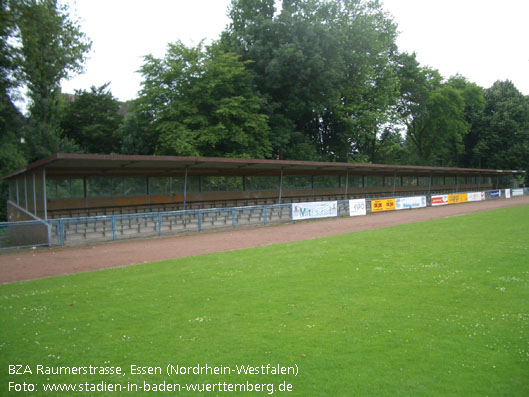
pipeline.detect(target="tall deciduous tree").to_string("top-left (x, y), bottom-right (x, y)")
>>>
top-left (60, 84), bottom-right (123, 154)
top-left (405, 85), bottom-right (468, 166)
top-left (1, 0), bottom-right (27, 220)
top-left (447, 75), bottom-right (486, 168)
top-left (221, 0), bottom-right (400, 161)
top-left (1, 0), bottom-right (24, 158)
top-left (1, 0), bottom-right (19, 120)
top-left (119, 109), bottom-right (155, 155)
top-left (479, 81), bottom-right (529, 179)
top-left (395, 52), bottom-right (442, 131)
top-left (137, 41), bottom-right (271, 158)
top-left (396, 54), bottom-right (477, 166)
top-left (14, 0), bottom-right (91, 160)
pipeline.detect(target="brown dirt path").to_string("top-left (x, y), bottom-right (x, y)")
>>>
top-left (1, 196), bottom-right (528, 284)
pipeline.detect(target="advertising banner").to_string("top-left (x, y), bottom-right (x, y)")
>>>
top-left (395, 196), bottom-right (426, 210)
top-left (505, 189), bottom-right (511, 198)
top-left (447, 193), bottom-right (468, 205)
top-left (467, 192), bottom-right (484, 202)
top-left (432, 195), bottom-right (448, 206)
top-left (292, 201), bottom-right (338, 221)
top-left (349, 199), bottom-right (367, 217)
top-left (371, 198), bottom-right (396, 213)
top-left (512, 189), bottom-right (524, 196)
top-left (490, 190), bottom-right (501, 199)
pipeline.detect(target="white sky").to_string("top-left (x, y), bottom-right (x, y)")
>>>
top-left (61, 0), bottom-right (529, 102)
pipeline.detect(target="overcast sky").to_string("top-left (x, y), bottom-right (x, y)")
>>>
top-left (61, 0), bottom-right (529, 102)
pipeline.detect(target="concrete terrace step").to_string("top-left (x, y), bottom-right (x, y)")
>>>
top-left (51, 204), bottom-right (294, 246)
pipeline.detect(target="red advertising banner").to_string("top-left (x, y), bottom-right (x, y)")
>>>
top-left (432, 195), bottom-right (448, 206)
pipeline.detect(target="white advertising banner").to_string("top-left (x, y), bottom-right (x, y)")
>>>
top-left (512, 188), bottom-right (524, 196)
top-left (432, 195), bottom-right (448, 206)
top-left (395, 196), bottom-right (426, 210)
top-left (467, 192), bottom-right (484, 202)
top-left (292, 201), bottom-right (338, 221)
top-left (505, 189), bottom-right (511, 198)
top-left (349, 199), bottom-right (367, 217)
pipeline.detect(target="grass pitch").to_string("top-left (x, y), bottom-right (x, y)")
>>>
top-left (1, 205), bottom-right (529, 395)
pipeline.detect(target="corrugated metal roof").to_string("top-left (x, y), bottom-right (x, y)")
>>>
top-left (2, 153), bottom-right (525, 179)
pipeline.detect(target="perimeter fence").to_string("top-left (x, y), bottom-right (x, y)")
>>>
top-left (1, 188), bottom-right (527, 250)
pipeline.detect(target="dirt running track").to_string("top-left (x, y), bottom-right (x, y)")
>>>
top-left (1, 196), bottom-right (528, 284)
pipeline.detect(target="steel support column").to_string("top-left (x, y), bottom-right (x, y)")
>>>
top-left (15, 178), bottom-right (19, 205)
top-left (428, 174), bottom-right (432, 197)
top-left (344, 172), bottom-right (349, 199)
top-left (83, 176), bottom-right (88, 210)
top-left (42, 168), bottom-right (47, 220)
top-left (42, 168), bottom-right (51, 247)
top-left (278, 170), bottom-right (283, 205)
top-left (24, 174), bottom-right (28, 210)
top-left (183, 167), bottom-right (188, 211)
top-left (146, 176), bottom-right (151, 207)
top-left (32, 173), bottom-right (37, 215)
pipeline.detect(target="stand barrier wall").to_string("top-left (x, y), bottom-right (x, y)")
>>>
top-left (1, 188), bottom-right (527, 250)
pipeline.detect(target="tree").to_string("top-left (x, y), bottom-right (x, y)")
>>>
top-left (1, 0), bottom-right (25, 160)
top-left (221, 0), bottom-right (400, 161)
top-left (119, 110), bottom-right (155, 155)
top-left (406, 85), bottom-right (468, 166)
top-left (447, 75), bottom-right (486, 168)
top-left (0, 0), bottom-right (27, 220)
top-left (395, 54), bottom-right (477, 166)
top-left (478, 81), bottom-right (529, 179)
top-left (136, 41), bottom-right (271, 158)
top-left (60, 84), bottom-right (123, 154)
top-left (1, 0), bottom-right (20, 124)
top-left (323, 0), bottom-right (400, 163)
top-left (13, 0), bottom-right (91, 160)
top-left (395, 53), bottom-right (442, 129)
top-left (221, 0), bottom-right (333, 159)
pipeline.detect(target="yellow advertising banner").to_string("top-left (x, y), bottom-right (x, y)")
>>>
top-left (371, 198), bottom-right (396, 212)
top-left (447, 193), bottom-right (468, 204)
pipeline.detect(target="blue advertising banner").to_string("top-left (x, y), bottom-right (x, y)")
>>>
top-left (490, 190), bottom-right (501, 199)
top-left (395, 196), bottom-right (426, 210)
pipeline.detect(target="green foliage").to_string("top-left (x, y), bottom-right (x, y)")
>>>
top-left (60, 84), bottom-right (123, 154)
top-left (22, 116), bottom-right (81, 161)
top-left (479, 81), bottom-right (529, 180)
top-left (407, 85), bottom-right (469, 166)
top-left (0, 0), bottom-right (19, 100)
top-left (449, 76), bottom-right (487, 168)
top-left (15, 0), bottom-right (91, 118)
top-left (397, 57), bottom-right (483, 167)
top-left (0, 0), bottom-right (27, 220)
top-left (119, 111), bottom-right (155, 155)
top-left (221, 0), bottom-right (400, 161)
top-left (12, 0), bottom-right (91, 161)
top-left (395, 52), bottom-right (443, 128)
top-left (137, 41), bottom-right (272, 158)
top-left (0, 122), bottom-right (26, 220)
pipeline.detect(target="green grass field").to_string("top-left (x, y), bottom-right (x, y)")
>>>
top-left (1, 205), bottom-right (528, 396)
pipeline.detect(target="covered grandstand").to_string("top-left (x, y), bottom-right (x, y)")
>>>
top-left (1, 153), bottom-right (525, 247)
top-left (4, 153), bottom-right (524, 219)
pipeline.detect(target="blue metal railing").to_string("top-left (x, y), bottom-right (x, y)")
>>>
top-left (1, 189), bottom-right (526, 250)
